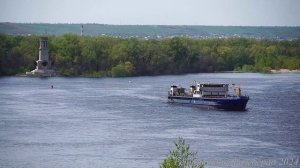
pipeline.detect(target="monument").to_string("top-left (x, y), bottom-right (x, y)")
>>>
top-left (26, 36), bottom-right (55, 77)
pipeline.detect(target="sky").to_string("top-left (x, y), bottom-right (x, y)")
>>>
top-left (0, 0), bottom-right (300, 26)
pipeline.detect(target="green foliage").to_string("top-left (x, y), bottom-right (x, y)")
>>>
top-left (282, 57), bottom-right (300, 70)
top-left (111, 61), bottom-right (134, 77)
top-left (161, 137), bottom-right (204, 168)
top-left (60, 68), bottom-right (78, 77)
top-left (0, 34), bottom-right (299, 76)
top-left (82, 71), bottom-right (108, 78)
top-left (260, 67), bottom-right (272, 73)
top-left (241, 64), bottom-right (254, 72)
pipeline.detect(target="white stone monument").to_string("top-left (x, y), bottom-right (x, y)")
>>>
top-left (26, 36), bottom-right (55, 77)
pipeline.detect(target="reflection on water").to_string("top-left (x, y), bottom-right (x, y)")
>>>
top-left (0, 73), bottom-right (299, 168)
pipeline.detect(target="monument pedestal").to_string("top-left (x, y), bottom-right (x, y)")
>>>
top-left (26, 69), bottom-right (55, 77)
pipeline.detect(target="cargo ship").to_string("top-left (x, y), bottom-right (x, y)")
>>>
top-left (168, 83), bottom-right (249, 111)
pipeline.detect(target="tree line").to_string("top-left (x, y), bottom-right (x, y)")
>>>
top-left (0, 33), bottom-right (299, 77)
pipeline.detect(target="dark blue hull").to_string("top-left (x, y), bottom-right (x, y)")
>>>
top-left (168, 96), bottom-right (249, 111)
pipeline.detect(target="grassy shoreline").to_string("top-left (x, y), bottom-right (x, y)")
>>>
top-left (12, 69), bottom-right (299, 78)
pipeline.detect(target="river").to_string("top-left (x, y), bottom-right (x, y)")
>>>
top-left (0, 73), bottom-right (299, 168)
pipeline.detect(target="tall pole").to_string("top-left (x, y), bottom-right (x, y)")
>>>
top-left (81, 24), bottom-right (83, 37)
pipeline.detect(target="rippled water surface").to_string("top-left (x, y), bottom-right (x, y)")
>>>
top-left (0, 73), bottom-right (299, 168)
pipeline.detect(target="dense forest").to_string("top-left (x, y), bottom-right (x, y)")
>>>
top-left (0, 33), bottom-right (300, 77)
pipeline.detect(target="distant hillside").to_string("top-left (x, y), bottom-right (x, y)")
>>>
top-left (1, 22), bottom-right (300, 40)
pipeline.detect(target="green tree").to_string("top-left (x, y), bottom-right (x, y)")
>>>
top-left (18, 36), bottom-right (39, 71)
top-left (161, 138), bottom-right (204, 168)
top-left (1, 34), bottom-right (299, 76)
top-left (52, 34), bottom-right (83, 75)
top-left (111, 61), bottom-right (134, 77)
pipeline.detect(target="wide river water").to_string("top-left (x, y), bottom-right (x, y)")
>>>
top-left (0, 73), bottom-right (299, 168)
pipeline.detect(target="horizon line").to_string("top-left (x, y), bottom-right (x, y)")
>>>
top-left (1, 22), bottom-right (300, 28)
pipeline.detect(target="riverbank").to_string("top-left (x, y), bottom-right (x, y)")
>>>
top-left (12, 69), bottom-right (300, 78)
top-left (270, 69), bottom-right (300, 73)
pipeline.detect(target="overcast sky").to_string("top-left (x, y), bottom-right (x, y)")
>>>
top-left (0, 0), bottom-right (299, 26)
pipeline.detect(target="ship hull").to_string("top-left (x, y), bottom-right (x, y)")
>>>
top-left (168, 96), bottom-right (249, 111)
